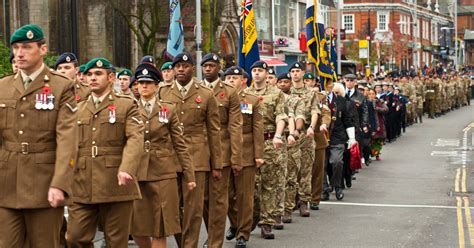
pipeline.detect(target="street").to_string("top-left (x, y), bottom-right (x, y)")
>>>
top-left (95, 102), bottom-right (474, 248)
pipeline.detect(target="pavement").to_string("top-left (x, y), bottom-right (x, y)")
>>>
top-left (94, 101), bottom-right (474, 248)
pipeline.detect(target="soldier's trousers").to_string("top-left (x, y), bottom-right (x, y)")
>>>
top-left (284, 142), bottom-right (301, 213)
top-left (255, 140), bottom-right (287, 225)
top-left (66, 201), bottom-right (133, 248)
top-left (204, 166), bottom-right (231, 248)
top-left (0, 207), bottom-right (64, 248)
top-left (297, 135), bottom-right (315, 203)
top-left (311, 147), bottom-right (327, 204)
top-left (228, 166), bottom-right (256, 241)
top-left (323, 144), bottom-right (345, 191)
top-left (416, 107), bottom-right (423, 123)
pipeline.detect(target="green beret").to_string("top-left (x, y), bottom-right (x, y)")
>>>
top-left (83, 58), bottom-right (113, 73)
top-left (304, 72), bottom-right (315, 80)
top-left (161, 62), bottom-right (173, 71)
top-left (10, 24), bottom-right (45, 45)
top-left (79, 64), bottom-right (86, 73)
top-left (117, 69), bottom-right (132, 78)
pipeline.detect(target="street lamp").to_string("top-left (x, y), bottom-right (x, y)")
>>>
top-left (441, 26), bottom-right (458, 71)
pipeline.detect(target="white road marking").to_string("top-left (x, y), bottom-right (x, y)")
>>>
top-left (320, 201), bottom-right (474, 210)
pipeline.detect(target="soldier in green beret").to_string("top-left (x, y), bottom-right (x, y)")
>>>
top-left (160, 61), bottom-right (174, 87)
top-left (117, 68), bottom-right (135, 98)
top-left (78, 64), bottom-right (87, 85)
top-left (0, 24), bottom-right (78, 247)
top-left (303, 72), bottom-right (317, 89)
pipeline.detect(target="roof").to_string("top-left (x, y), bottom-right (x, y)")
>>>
top-left (464, 29), bottom-right (474, 40)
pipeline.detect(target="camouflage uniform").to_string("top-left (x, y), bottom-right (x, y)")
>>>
top-left (424, 79), bottom-right (436, 118)
top-left (434, 78), bottom-right (443, 114)
top-left (246, 85), bottom-right (288, 226)
top-left (282, 94), bottom-right (304, 214)
top-left (456, 77), bottom-right (465, 107)
top-left (465, 76), bottom-right (472, 105)
top-left (289, 86), bottom-right (320, 205)
top-left (414, 79), bottom-right (425, 123)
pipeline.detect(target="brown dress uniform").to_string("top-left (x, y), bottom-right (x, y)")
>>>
top-left (74, 80), bottom-right (90, 103)
top-left (158, 78), bottom-right (222, 248)
top-left (228, 91), bottom-right (264, 241)
top-left (66, 92), bottom-right (144, 248)
top-left (202, 79), bottom-right (242, 248)
top-left (131, 99), bottom-right (195, 238)
top-left (311, 92), bottom-right (332, 205)
top-left (0, 67), bottom-right (77, 248)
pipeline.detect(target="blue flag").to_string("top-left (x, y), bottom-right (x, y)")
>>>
top-left (238, 0), bottom-right (260, 85)
top-left (166, 0), bottom-right (184, 58)
top-left (306, 0), bottom-right (335, 90)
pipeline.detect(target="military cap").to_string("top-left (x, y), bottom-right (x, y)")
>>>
top-left (160, 61), bottom-right (173, 71)
top-left (303, 72), bottom-right (315, 80)
top-left (172, 52), bottom-right (194, 67)
top-left (268, 68), bottom-right (276, 75)
top-left (224, 66), bottom-right (243, 77)
top-left (79, 64), bottom-right (86, 73)
top-left (135, 63), bottom-right (162, 83)
top-left (357, 80), bottom-right (368, 87)
top-left (10, 24), bottom-right (44, 45)
top-left (343, 73), bottom-right (356, 80)
top-left (250, 60), bottom-right (268, 70)
top-left (277, 72), bottom-right (291, 81)
top-left (382, 82), bottom-right (389, 86)
top-left (117, 68), bottom-right (133, 78)
top-left (377, 76), bottom-right (385, 81)
top-left (374, 82), bottom-right (382, 87)
top-left (129, 76), bottom-right (137, 88)
top-left (201, 53), bottom-right (220, 66)
top-left (289, 62), bottom-right (305, 71)
top-left (83, 58), bottom-right (113, 73)
top-left (243, 71), bottom-right (250, 80)
top-left (140, 55), bottom-right (155, 65)
top-left (54, 52), bottom-right (78, 69)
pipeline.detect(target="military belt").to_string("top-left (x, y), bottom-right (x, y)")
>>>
top-left (3, 141), bottom-right (56, 155)
top-left (78, 146), bottom-right (123, 158)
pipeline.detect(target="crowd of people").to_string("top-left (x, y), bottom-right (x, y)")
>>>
top-left (1, 24), bottom-right (472, 248)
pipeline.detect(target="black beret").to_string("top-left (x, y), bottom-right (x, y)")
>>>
top-left (250, 60), bottom-right (268, 70)
top-left (134, 63), bottom-right (162, 83)
top-left (268, 68), bottom-right (276, 75)
top-left (140, 55), bottom-right (155, 64)
top-left (128, 76), bottom-right (137, 88)
top-left (172, 52), bottom-right (194, 67)
top-left (243, 71), bottom-right (250, 79)
top-left (201, 53), bottom-right (220, 66)
top-left (277, 73), bottom-right (291, 81)
top-left (55, 52), bottom-right (78, 69)
top-left (224, 66), bottom-right (243, 77)
top-left (289, 62), bottom-right (305, 71)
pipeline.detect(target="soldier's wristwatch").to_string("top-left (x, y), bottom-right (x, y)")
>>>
top-left (274, 134), bottom-right (282, 139)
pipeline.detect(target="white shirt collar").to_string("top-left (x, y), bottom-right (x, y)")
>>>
top-left (141, 96), bottom-right (156, 107)
top-left (176, 80), bottom-right (193, 93)
top-left (92, 91), bottom-right (111, 103)
top-left (21, 63), bottom-right (45, 82)
top-left (204, 78), bottom-right (219, 88)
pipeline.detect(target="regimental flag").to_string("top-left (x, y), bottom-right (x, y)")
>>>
top-left (238, 0), bottom-right (260, 85)
top-left (306, 0), bottom-right (335, 90)
top-left (329, 30), bottom-right (338, 81)
top-left (166, 0), bottom-right (184, 58)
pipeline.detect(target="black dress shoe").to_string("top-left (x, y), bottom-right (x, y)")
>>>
top-left (310, 202), bottom-right (319, 210)
top-left (226, 227), bottom-right (237, 240)
top-left (346, 181), bottom-right (352, 188)
top-left (335, 188), bottom-right (344, 200)
top-left (203, 240), bottom-right (208, 248)
top-left (321, 192), bottom-right (330, 201)
top-left (235, 238), bottom-right (247, 248)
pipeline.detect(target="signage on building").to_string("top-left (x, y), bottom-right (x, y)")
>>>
top-left (359, 40), bottom-right (369, 59)
top-left (258, 40), bottom-right (274, 57)
top-left (275, 37), bottom-right (289, 47)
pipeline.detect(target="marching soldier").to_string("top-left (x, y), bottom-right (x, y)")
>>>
top-left (246, 61), bottom-right (288, 239)
top-left (158, 52), bottom-right (222, 248)
top-left (130, 63), bottom-right (196, 247)
top-left (66, 58), bottom-right (144, 247)
top-left (413, 76), bottom-right (425, 123)
top-left (289, 62), bottom-right (320, 217)
top-left (200, 53), bottom-right (243, 248)
top-left (117, 68), bottom-right (135, 98)
top-left (160, 62), bottom-right (174, 87)
top-left (0, 24), bottom-right (77, 248)
top-left (275, 73), bottom-right (301, 225)
top-left (55, 52), bottom-right (90, 102)
top-left (424, 76), bottom-right (436, 119)
top-left (224, 66), bottom-right (264, 248)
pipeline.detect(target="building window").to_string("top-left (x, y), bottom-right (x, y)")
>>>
top-left (299, 2), bottom-right (306, 33)
top-left (377, 12), bottom-right (389, 32)
top-left (400, 15), bottom-right (406, 35)
top-left (288, 0), bottom-right (297, 38)
top-left (432, 22), bottom-right (438, 44)
top-left (275, 0), bottom-right (289, 37)
top-left (343, 14), bottom-right (355, 34)
top-left (319, 0), bottom-right (329, 26)
top-left (254, 0), bottom-right (273, 40)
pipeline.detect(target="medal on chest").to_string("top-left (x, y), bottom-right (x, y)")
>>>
top-left (240, 101), bottom-right (253, 114)
top-left (108, 95), bottom-right (116, 124)
top-left (159, 105), bottom-right (169, 123)
top-left (35, 75), bottom-right (55, 110)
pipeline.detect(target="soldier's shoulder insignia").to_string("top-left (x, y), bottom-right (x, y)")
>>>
top-left (131, 116), bottom-right (144, 125)
top-left (65, 103), bottom-right (78, 113)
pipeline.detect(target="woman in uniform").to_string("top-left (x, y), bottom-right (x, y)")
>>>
top-left (131, 63), bottom-right (196, 248)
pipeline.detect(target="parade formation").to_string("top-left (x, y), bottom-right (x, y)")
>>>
top-left (0, 22), bottom-right (472, 248)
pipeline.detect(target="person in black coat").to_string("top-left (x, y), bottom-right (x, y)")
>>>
top-left (321, 81), bottom-right (355, 201)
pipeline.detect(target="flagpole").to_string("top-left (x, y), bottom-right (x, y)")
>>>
top-left (336, 0), bottom-right (342, 75)
top-left (196, 0), bottom-right (203, 80)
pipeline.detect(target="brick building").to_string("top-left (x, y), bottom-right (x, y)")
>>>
top-left (458, 0), bottom-right (474, 65)
top-left (334, 0), bottom-right (453, 73)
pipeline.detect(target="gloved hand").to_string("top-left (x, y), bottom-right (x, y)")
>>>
top-left (346, 127), bottom-right (357, 149)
